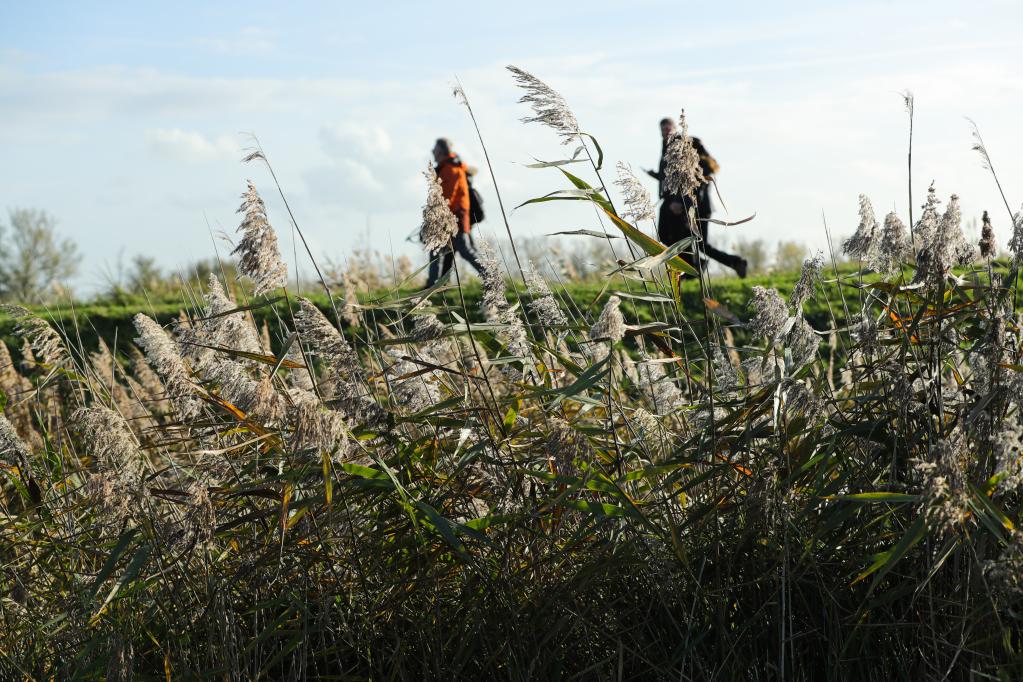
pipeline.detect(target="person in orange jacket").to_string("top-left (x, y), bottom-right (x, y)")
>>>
top-left (425, 138), bottom-right (484, 287)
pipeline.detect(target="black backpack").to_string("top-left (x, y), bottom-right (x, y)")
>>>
top-left (467, 175), bottom-right (485, 225)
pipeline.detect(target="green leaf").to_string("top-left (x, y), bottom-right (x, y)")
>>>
top-left (415, 501), bottom-right (470, 559)
top-left (84, 529), bottom-right (138, 604)
top-left (503, 401), bottom-right (519, 431)
top-left (91, 543), bottom-right (152, 624)
top-left (829, 492), bottom-right (920, 503)
top-left (855, 514), bottom-right (927, 587)
top-left (564, 499), bottom-right (629, 518)
top-left (602, 209), bottom-right (697, 275)
top-left (547, 229), bottom-right (621, 239)
top-left (579, 133), bottom-right (603, 170)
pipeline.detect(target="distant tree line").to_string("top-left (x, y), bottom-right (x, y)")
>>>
top-left (0, 209), bottom-right (81, 304)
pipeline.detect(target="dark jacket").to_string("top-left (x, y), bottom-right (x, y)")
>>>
top-left (647, 135), bottom-right (718, 201)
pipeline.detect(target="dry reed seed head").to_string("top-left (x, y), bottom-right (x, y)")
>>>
top-left (614, 162), bottom-right (655, 223)
top-left (912, 440), bottom-right (971, 535)
top-left (589, 296), bottom-right (626, 344)
top-left (207, 360), bottom-right (286, 424)
top-left (630, 406), bottom-right (660, 440)
top-left (984, 531), bottom-right (1023, 596)
top-left (0, 340), bottom-right (30, 395)
top-left (177, 481), bottom-right (217, 553)
top-left (748, 286), bottom-right (789, 340)
top-left (18, 338), bottom-right (35, 372)
top-left (781, 379), bottom-right (823, 422)
top-left (341, 272), bottom-right (363, 328)
top-left (1008, 207), bottom-right (1023, 264)
top-left (3, 305), bottom-right (68, 367)
top-left (913, 183), bottom-right (942, 250)
top-left (994, 413), bottom-right (1023, 495)
top-left (712, 346), bottom-right (739, 393)
top-left (506, 65), bottom-right (580, 144)
top-left (420, 165), bottom-right (459, 254)
top-left (127, 343), bottom-right (165, 401)
top-left (72, 407), bottom-right (145, 486)
top-left (294, 298), bottom-right (360, 381)
top-left (232, 180), bottom-right (288, 297)
top-left (285, 342), bottom-right (315, 391)
top-left (133, 314), bottom-right (201, 419)
top-left (498, 307), bottom-right (532, 360)
top-left (842, 194), bottom-right (879, 261)
top-left (638, 357), bottom-right (685, 415)
top-left (662, 111), bottom-right (706, 198)
top-left (0, 412), bottom-right (32, 470)
top-left (914, 193), bottom-right (974, 288)
top-left (475, 239), bottom-right (508, 317)
top-left (874, 212), bottom-right (913, 275)
top-left (851, 313), bottom-right (879, 352)
top-left (291, 399), bottom-right (350, 458)
top-left (524, 264), bottom-right (568, 328)
top-left (789, 252), bottom-right (824, 310)
top-left (410, 314), bottom-right (446, 343)
top-left (783, 315), bottom-right (818, 371)
top-left (201, 274), bottom-right (263, 356)
top-left (544, 418), bottom-right (590, 474)
top-left (384, 351), bottom-right (440, 414)
top-left (979, 210), bottom-right (997, 259)
top-left (938, 194), bottom-right (975, 266)
top-left (741, 353), bottom-right (775, 388)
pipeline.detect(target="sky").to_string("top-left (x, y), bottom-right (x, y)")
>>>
top-left (1, 1), bottom-right (1021, 293)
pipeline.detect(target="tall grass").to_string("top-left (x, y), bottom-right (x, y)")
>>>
top-left (1, 68), bottom-right (1023, 680)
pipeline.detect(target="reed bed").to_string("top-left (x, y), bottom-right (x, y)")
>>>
top-left (1, 70), bottom-right (1022, 680)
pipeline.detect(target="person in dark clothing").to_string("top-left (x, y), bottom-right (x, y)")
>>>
top-left (425, 138), bottom-right (484, 287)
top-left (646, 119), bottom-right (747, 278)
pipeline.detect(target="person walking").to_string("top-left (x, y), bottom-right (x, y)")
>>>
top-left (425, 138), bottom-right (484, 287)
top-left (646, 119), bottom-right (747, 278)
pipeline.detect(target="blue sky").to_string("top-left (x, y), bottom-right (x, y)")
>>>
top-left (2, 1), bottom-right (1021, 292)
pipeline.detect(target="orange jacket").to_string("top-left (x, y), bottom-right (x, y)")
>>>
top-left (436, 155), bottom-right (471, 228)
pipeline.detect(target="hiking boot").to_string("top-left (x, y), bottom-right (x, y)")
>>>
top-left (734, 258), bottom-right (748, 279)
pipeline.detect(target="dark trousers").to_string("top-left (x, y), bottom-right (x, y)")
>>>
top-left (426, 231), bottom-right (484, 286)
top-left (657, 194), bottom-right (743, 272)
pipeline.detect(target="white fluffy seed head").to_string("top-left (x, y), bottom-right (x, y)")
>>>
top-left (843, 194), bottom-right (878, 261)
top-left (789, 253), bottom-right (824, 310)
top-left (874, 212), bottom-right (913, 275)
top-left (506, 65), bottom-right (580, 144)
top-left (420, 165), bottom-right (458, 254)
top-left (524, 264), bottom-right (568, 328)
top-left (748, 287), bottom-right (789, 339)
top-left (133, 314), bottom-right (200, 418)
top-left (589, 296), bottom-right (626, 344)
top-left (232, 180), bottom-right (287, 297)
top-left (662, 111), bottom-right (705, 198)
top-left (614, 162), bottom-right (655, 223)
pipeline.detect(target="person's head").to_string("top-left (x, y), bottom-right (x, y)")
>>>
top-left (659, 117), bottom-right (675, 141)
top-left (432, 138), bottom-right (452, 163)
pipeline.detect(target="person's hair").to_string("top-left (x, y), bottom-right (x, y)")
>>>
top-left (658, 118), bottom-right (674, 127)
top-left (434, 138), bottom-right (452, 155)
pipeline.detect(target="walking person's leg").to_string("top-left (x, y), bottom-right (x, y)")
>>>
top-left (453, 231), bottom-right (484, 275)
top-left (694, 188), bottom-right (748, 278)
top-left (426, 250), bottom-right (443, 287)
top-left (439, 248), bottom-right (455, 280)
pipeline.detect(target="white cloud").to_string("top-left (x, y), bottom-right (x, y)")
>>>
top-left (319, 122), bottom-right (393, 157)
top-left (146, 128), bottom-right (239, 163)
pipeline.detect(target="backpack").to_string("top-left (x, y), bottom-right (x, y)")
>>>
top-left (467, 176), bottom-right (485, 225)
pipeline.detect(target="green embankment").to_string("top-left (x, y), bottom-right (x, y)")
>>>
top-left (0, 263), bottom-right (1010, 355)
